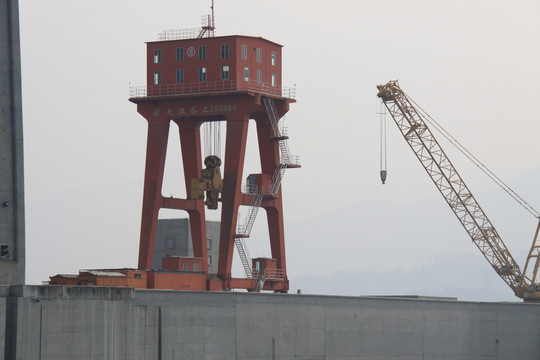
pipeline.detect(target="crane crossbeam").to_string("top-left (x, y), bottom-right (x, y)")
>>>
top-left (377, 80), bottom-right (535, 299)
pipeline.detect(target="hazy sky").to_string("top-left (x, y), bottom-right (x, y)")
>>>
top-left (18, 0), bottom-right (540, 301)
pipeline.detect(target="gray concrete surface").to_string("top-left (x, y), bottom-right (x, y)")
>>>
top-left (0, 0), bottom-right (25, 285)
top-left (2, 285), bottom-right (540, 359)
top-left (154, 219), bottom-right (220, 274)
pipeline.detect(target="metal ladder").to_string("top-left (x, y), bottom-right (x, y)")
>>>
top-left (252, 268), bottom-right (267, 292)
top-left (234, 236), bottom-right (252, 278)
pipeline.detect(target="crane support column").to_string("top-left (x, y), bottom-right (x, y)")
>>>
top-left (178, 120), bottom-right (208, 271)
top-left (217, 115), bottom-right (250, 284)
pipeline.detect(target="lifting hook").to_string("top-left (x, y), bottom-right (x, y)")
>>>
top-left (380, 170), bottom-right (387, 185)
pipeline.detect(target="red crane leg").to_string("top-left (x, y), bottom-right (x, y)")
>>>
top-left (265, 204), bottom-right (287, 280)
top-left (177, 120), bottom-right (208, 272)
top-left (138, 121), bottom-right (170, 269)
top-left (217, 118), bottom-right (250, 281)
top-left (255, 117), bottom-right (287, 282)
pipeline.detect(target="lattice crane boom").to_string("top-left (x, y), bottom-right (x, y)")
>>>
top-left (377, 80), bottom-right (539, 300)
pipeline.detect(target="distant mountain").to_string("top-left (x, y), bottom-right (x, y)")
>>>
top-left (289, 252), bottom-right (517, 302)
top-left (284, 166), bottom-right (540, 302)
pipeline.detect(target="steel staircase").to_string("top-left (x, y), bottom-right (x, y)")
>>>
top-left (234, 236), bottom-right (252, 277)
top-left (252, 268), bottom-right (267, 292)
top-left (234, 96), bottom-right (299, 284)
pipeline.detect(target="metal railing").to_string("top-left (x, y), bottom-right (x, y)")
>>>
top-left (158, 28), bottom-right (201, 41)
top-left (129, 80), bottom-right (296, 100)
top-left (253, 268), bottom-right (284, 280)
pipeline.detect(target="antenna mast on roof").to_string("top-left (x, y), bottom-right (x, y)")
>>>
top-left (198, 0), bottom-right (215, 38)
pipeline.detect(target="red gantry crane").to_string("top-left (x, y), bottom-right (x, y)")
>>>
top-left (377, 80), bottom-right (540, 301)
top-left (48, 3), bottom-right (300, 293)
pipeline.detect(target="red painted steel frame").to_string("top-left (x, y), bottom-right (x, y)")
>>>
top-left (131, 92), bottom-right (293, 291)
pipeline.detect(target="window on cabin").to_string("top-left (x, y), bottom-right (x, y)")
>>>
top-left (256, 48), bottom-right (262, 63)
top-left (271, 51), bottom-right (277, 66)
top-left (198, 45), bottom-right (207, 60)
top-left (153, 71), bottom-right (162, 85)
top-left (221, 65), bottom-right (229, 80)
top-left (199, 67), bottom-right (207, 82)
top-left (244, 67), bottom-right (249, 82)
top-left (221, 44), bottom-right (229, 59)
top-left (176, 69), bottom-right (184, 83)
top-left (256, 69), bottom-right (262, 84)
top-left (271, 73), bottom-right (277, 87)
top-left (154, 49), bottom-right (162, 63)
top-left (176, 47), bottom-right (184, 62)
top-left (241, 44), bottom-right (247, 59)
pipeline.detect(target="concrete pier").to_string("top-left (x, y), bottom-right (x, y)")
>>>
top-left (0, 0), bottom-right (25, 285)
top-left (2, 285), bottom-right (540, 359)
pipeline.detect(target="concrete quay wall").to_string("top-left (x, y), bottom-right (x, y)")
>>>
top-left (2, 285), bottom-right (540, 359)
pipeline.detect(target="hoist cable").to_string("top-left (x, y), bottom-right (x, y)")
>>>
top-left (379, 102), bottom-right (387, 171)
top-left (405, 93), bottom-right (539, 218)
top-left (203, 121), bottom-right (222, 159)
top-left (378, 101), bottom-right (388, 184)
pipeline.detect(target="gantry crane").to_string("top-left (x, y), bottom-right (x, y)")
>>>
top-left (377, 80), bottom-right (540, 301)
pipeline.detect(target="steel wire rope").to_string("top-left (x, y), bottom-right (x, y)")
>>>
top-left (379, 102), bottom-right (387, 172)
top-left (203, 122), bottom-right (209, 158)
top-left (377, 100), bottom-right (388, 184)
top-left (203, 121), bottom-right (222, 159)
top-left (405, 93), bottom-right (539, 218)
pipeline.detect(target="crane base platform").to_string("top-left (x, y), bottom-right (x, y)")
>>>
top-left (49, 268), bottom-right (288, 292)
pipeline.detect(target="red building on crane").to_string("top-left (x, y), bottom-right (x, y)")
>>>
top-left (142, 35), bottom-right (286, 98)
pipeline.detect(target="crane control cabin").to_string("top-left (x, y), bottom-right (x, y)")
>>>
top-left (143, 35), bottom-right (286, 98)
top-left (51, 20), bottom-right (299, 292)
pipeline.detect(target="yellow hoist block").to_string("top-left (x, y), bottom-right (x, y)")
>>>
top-left (190, 155), bottom-right (223, 210)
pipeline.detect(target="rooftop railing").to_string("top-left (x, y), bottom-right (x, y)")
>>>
top-left (158, 15), bottom-right (215, 41)
top-left (129, 80), bottom-right (296, 100)
top-left (157, 28), bottom-right (201, 41)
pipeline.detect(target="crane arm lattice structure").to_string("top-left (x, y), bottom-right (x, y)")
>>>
top-left (376, 80), bottom-right (540, 300)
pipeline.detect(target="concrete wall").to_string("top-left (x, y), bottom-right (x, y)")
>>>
top-left (0, 0), bottom-right (25, 285)
top-left (154, 219), bottom-right (220, 274)
top-left (2, 285), bottom-right (540, 359)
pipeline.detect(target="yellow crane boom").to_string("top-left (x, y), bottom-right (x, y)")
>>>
top-left (377, 80), bottom-right (540, 300)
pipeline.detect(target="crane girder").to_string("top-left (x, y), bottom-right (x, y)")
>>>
top-left (377, 80), bottom-right (533, 299)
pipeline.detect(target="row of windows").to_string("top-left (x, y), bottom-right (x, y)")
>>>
top-left (173, 258), bottom-right (218, 271)
top-left (177, 258), bottom-right (215, 271)
top-left (153, 45), bottom-right (277, 65)
top-left (181, 262), bottom-right (200, 271)
top-left (154, 67), bottom-right (277, 86)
